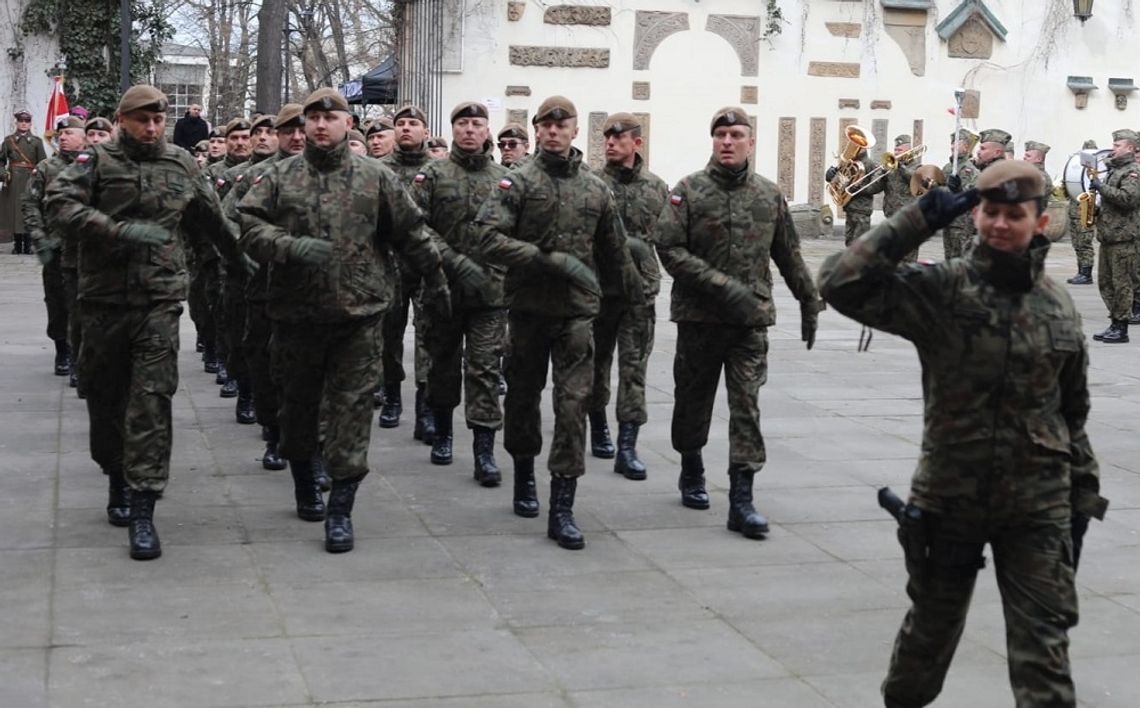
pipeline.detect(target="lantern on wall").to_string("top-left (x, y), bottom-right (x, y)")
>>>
top-left (1073, 0), bottom-right (1094, 23)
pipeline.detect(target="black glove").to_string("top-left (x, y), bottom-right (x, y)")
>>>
top-left (946, 174), bottom-right (962, 193)
top-left (918, 186), bottom-right (980, 232)
top-left (422, 279), bottom-right (452, 321)
top-left (538, 252), bottom-right (601, 296)
top-left (825, 166), bottom-right (838, 182)
top-left (287, 236), bottom-right (333, 265)
top-left (117, 222), bottom-right (173, 247)
top-left (1088, 177), bottom-right (1102, 191)
top-left (449, 254), bottom-right (491, 297)
top-left (625, 236), bottom-right (654, 262)
top-left (1071, 512), bottom-right (1090, 571)
top-left (801, 299), bottom-right (823, 351)
top-left (721, 280), bottom-right (761, 321)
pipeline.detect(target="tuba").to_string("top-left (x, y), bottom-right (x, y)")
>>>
top-left (828, 125), bottom-right (884, 207)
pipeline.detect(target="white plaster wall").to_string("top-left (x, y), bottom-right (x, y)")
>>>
top-left (442, 0), bottom-right (1140, 196)
top-left (0, 18), bottom-right (59, 149)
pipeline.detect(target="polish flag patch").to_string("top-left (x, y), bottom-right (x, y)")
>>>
top-left (669, 193), bottom-right (683, 205)
top-left (414, 173), bottom-right (426, 183)
top-left (498, 178), bottom-right (513, 190)
top-left (215, 178), bottom-right (226, 188)
top-left (253, 175), bottom-right (263, 184)
top-left (235, 175), bottom-right (244, 183)
top-left (76, 153), bottom-right (91, 164)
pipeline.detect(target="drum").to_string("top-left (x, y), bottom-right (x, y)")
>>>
top-left (1061, 148), bottom-right (1110, 199)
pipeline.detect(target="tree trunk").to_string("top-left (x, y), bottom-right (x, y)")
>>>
top-left (255, 0), bottom-right (287, 113)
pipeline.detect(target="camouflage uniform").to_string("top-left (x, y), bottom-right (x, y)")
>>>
top-left (882, 158), bottom-right (918, 262)
top-left (475, 147), bottom-right (638, 478)
top-left (44, 133), bottom-right (243, 492)
top-left (1066, 198), bottom-right (1095, 270)
top-left (410, 140), bottom-right (509, 429)
top-left (237, 138), bottom-right (445, 482)
top-left (1094, 151), bottom-right (1140, 321)
top-left (819, 200), bottom-right (1107, 708)
top-left (941, 156), bottom-right (980, 259)
top-left (22, 150), bottom-right (76, 354)
top-left (842, 152), bottom-right (885, 245)
top-left (656, 158), bottom-right (818, 472)
top-left (193, 153), bottom-right (245, 368)
top-left (590, 153), bottom-right (668, 426)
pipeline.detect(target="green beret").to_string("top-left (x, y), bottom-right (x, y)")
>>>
top-left (193, 140), bottom-right (209, 153)
top-left (709, 106), bottom-right (750, 135)
top-left (533, 96), bottom-right (577, 124)
top-left (366, 117), bottom-right (394, 136)
top-left (85, 117), bottom-right (113, 133)
top-left (224, 117), bottom-right (252, 136)
top-left (302, 87), bottom-right (350, 114)
top-left (427, 136), bottom-right (448, 150)
top-left (450, 101), bottom-right (488, 123)
top-left (894, 134), bottom-right (912, 147)
top-left (497, 123), bottom-right (528, 141)
top-left (603, 112), bottom-right (641, 136)
top-left (117, 85), bottom-right (168, 115)
top-left (275, 103), bottom-right (304, 129)
top-left (393, 105), bottom-right (428, 124)
top-left (251, 114), bottom-right (275, 131)
top-left (56, 116), bottom-right (85, 131)
top-left (975, 160), bottom-right (1045, 203)
top-left (347, 129), bottom-right (366, 144)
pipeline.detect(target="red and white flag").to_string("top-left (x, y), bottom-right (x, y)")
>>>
top-left (45, 75), bottom-right (70, 137)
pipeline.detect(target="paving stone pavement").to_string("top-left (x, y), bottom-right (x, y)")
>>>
top-left (1, 235), bottom-right (1138, 708)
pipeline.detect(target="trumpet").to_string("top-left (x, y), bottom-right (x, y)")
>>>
top-left (1079, 165), bottom-right (1097, 227)
top-left (828, 125), bottom-right (888, 207)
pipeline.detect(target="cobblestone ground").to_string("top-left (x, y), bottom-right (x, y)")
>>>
top-left (1, 234), bottom-right (1137, 707)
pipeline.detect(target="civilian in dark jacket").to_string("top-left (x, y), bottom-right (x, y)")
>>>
top-left (172, 104), bottom-right (209, 151)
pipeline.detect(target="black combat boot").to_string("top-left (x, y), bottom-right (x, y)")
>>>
top-left (312, 451), bottom-right (331, 492)
top-left (53, 340), bottom-right (70, 376)
top-left (105, 466), bottom-right (131, 527)
top-left (1102, 319), bottom-right (1130, 344)
top-left (1092, 320), bottom-right (1114, 341)
top-left (1067, 265), bottom-right (1093, 285)
top-left (472, 426), bottom-right (501, 487)
top-left (372, 385), bottom-right (384, 409)
top-left (1130, 298), bottom-right (1140, 326)
top-left (726, 464), bottom-right (769, 539)
top-left (589, 409), bottom-right (615, 459)
top-left (289, 458), bottom-right (326, 522)
top-left (430, 408), bottom-right (453, 465)
top-left (413, 383), bottom-right (436, 444)
top-left (196, 334), bottom-right (204, 353)
top-left (69, 362), bottom-right (78, 388)
top-left (512, 456), bottom-right (540, 517)
top-left (378, 383), bottom-right (401, 428)
top-left (547, 476), bottom-right (585, 550)
top-left (614, 422), bottom-right (647, 481)
top-left (22, 234), bottom-right (33, 254)
top-left (497, 371), bottom-right (507, 397)
top-left (262, 426), bottom-right (287, 470)
top-left (678, 450), bottom-right (710, 509)
top-left (215, 362), bottom-right (229, 385)
top-left (235, 379), bottom-right (256, 424)
top-left (203, 344), bottom-right (220, 374)
top-left (325, 476), bottom-right (362, 553)
top-left (10, 236), bottom-right (20, 254)
top-left (128, 490), bottom-right (162, 560)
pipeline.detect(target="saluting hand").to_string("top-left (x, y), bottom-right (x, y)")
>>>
top-left (918, 186), bottom-right (980, 232)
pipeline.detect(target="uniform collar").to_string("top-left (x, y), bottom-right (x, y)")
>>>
top-left (393, 143), bottom-right (428, 166)
top-left (117, 130), bottom-right (166, 161)
top-left (536, 147), bottom-right (584, 177)
top-left (971, 234), bottom-right (1049, 293)
top-left (705, 157), bottom-right (750, 189)
top-left (303, 137), bottom-right (350, 172)
top-left (1107, 151), bottom-right (1136, 169)
top-left (604, 153), bottom-right (643, 184)
top-left (448, 140), bottom-right (493, 171)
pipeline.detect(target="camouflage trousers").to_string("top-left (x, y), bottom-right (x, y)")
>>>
top-left (243, 301), bottom-right (278, 428)
top-left (78, 301), bottom-right (181, 491)
top-left (589, 297), bottom-right (655, 426)
top-left (271, 316), bottom-right (382, 480)
top-left (503, 312), bottom-right (594, 478)
top-left (41, 257), bottom-right (68, 344)
top-left (883, 509), bottom-right (1076, 707)
top-left (425, 305), bottom-right (506, 429)
top-left (61, 266), bottom-right (81, 379)
top-left (844, 211), bottom-right (872, 246)
top-left (189, 261), bottom-right (220, 354)
top-left (1068, 207), bottom-right (1095, 270)
top-left (1097, 242), bottom-right (1135, 321)
top-left (671, 322), bottom-right (768, 472)
top-left (382, 272), bottom-right (430, 386)
top-left (222, 270), bottom-right (250, 384)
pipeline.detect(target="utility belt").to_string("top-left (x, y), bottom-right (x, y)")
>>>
top-left (10, 161), bottom-right (34, 169)
top-left (878, 488), bottom-right (986, 585)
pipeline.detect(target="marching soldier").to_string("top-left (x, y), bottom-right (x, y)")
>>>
top-left (1089, 129), bottom-right (1140, 344)
top-left (497, 123), bottom-right (530, 169)
top-left (22, 116), bottom-right (86, 376)
top-left (1, 110), bottom-right (48, 254)
top-left (945, 128), bottom-right (1009, 256)
top-left (655, 106), bottom-right (821, 540)
top-left (365, 117), bottom-right (395, 158)
top-left (379, 105), bottom-right (434, 440)
top-left (588, 113), bottom-right (668, 479)
top-left (882, 134), bottom-right (920, 262)
top-left (1066, 139), bottom-right (1098, 285)
top-left (410, 101), bottom-right (508, 481)
top-left (941, 129), bottom-right (979, 260)
top-left (475, 96), bottom-right (643, 550)
top-left (237, 88), bottom-right (449, 553)
top-left (45, 85), bottom-right (248, 560)
top-left (819, 161), bottom-right (1106, 708)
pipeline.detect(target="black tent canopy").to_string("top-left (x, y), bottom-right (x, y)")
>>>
top-left (340, 55), bottom-right (398, 105)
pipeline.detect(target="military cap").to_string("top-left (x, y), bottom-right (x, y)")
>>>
top-left (427, 136), bottom-right (448, 149)
top-left (1024, 140), bottom-right (1050, 155)
top-left (603, 112), bottom-right (641, 136)
top-left (894, 134), bottom-right (912, 147)
top-left (450, 101), bottom-right (488, 123)
top-left (975, 160), bottom-right (1045, 203)
top-left (275, 103), bottom-right (304, 129)
top-left (1082, 139), bottom-right (1098, 149)
top-left (393, 104), bottom-right (428, 124)
top-left (193, 139), bottom-right (209, 153)
top-left (13, 109), bottom-right (32, 121)
top-left (709, 106), bottom-right (750, 135)
top-left (347, 129), bottom-right (366, 144)
top-left (497, 123), bottom-right (528, 141)
top-left (56, 116), bottom-right (85, 131)
top-left (208, 127), bottom-right (225, 139)
top-left (302, 87), bottom-right (350, 114)
top-left (366, 117), bottom-right (394, 136)
top-left (978, 128), bottom-right (1012, 146)
top-left (950, 129), bottom-right (974, 142)
top-left (117, 85), bottom-right (168, 114)
top-left (533, 96), bottom-right (577, 124)
top-left (251, 113), bottom-right (275, 131)
top-left (85, 116), bottom-right (113, 133)
top-left (1112, 129), bottom-right (1139, 144)
top-left (224, 117), bottom-right (252, 136)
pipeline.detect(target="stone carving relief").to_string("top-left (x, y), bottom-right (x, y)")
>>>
top-left (705, 14), bottom-right (762, 77)
top-left (634, 112), bottom-right (651, 166)
top-left (588, 112), bottom-right (607, 171)
top-left (825, 22), bottom-right (861, 38)
top-left (838, 99), bottom-right (860, 109)
top-left (749, 115), bottom-right (758, 168)
top-left (633, 11), bottom-right (690, 71)
top-left (948, 16), bottom-right (993, 59)
top-left (510, 46), bottom-right (610, 68)
top-left (883, 8), bottom-right (927, 76)
top-left (959, 89), bottom-right (980, 118)
top-left (871, 100), bottom-right (892, 110)
top-left (632, 82), bottom-right (650, 100)
top-left (809, 62), bottom-right (861, 79)
top-left (809, 117), bottom-right (826, 207)
top-left (545, 6), bottom-right (611, 25)
top-left (912, 120), bottom-right (924, 151)
top-left (505, 85), bottom-right (531, 96)
top-left (871, 119), bottom-right (888, 210)
top-left (741, 86), bottom-right (758, 105)
top-left (507, 1), bottom-right (525, 21)
top-left (778, 117), bottom-right (795, 200)
top-left (507, 109), bottom-right (528, 127)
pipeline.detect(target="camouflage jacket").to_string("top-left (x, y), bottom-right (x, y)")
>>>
top-left (44, 136), bottom-right (242, 306)
top-left (505, 153), bottom-right (532, 171)
top-left (882, 158), bottom-right (917, 218)
top-left (818, 201), bottom-right (1106, 521)
top-left (22, 151), bottom-right (76, 264)
top-left (382, 144), bottom-right (430, 184)
top-left (411, 140), bottom-right (509, 309)
top-left (601, 154), bottom-right (669, 298)
top-left (655, 158), bottom-right (818, 327)
top-left (1095, 151), bottom-right (1140, 245)
top-left (842, 153), bottom-right (886, 217)
top-left (204, 153), bottom-right (247, 198)
top-left (474, 147), bottom-right (637, 318)
top-left (223, 150), bottom-right (286, 302)
top-left (942, 155), bottom-right (980, 235)
top-left (237, 138), bottom-right (444, 324)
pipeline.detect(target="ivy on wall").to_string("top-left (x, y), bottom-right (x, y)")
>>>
top-left (764, 0), bottom-right (786, 43)
top-left (20, 0), bottom-right (172, 117)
